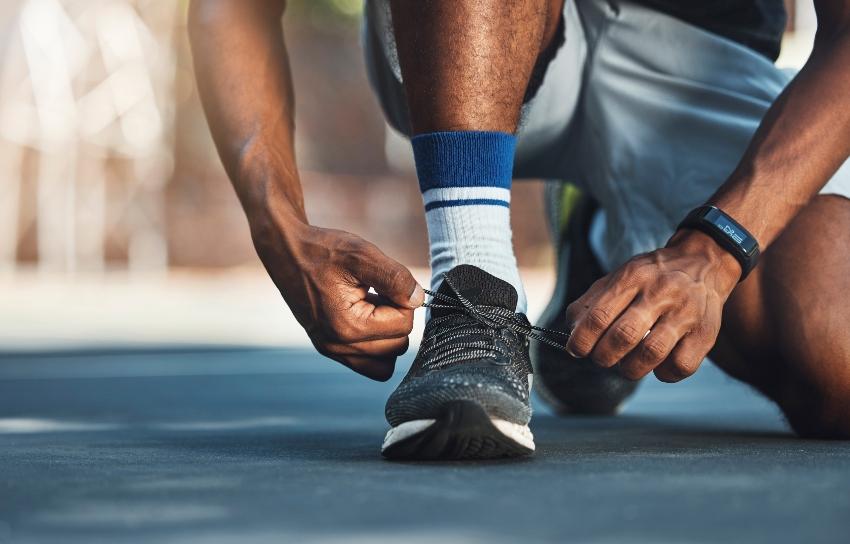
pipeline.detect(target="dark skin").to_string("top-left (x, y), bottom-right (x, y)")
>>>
top-left (188, 0), bottom-right (559, 381)
top-left (563, 0), bottom-right (850, 438)
top-left (189, 0), bottom-right (424, 382)
top-left (190, 0), bottom-right (850, 436)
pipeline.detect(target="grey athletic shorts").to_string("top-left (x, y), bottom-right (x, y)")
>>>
top-left (363, 0), bottom-right (850, 271)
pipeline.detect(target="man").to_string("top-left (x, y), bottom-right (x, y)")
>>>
top-left (189, 0), bottom-right (850, 460)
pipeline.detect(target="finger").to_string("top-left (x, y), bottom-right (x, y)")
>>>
top-left (321, 336), bottom-right (411, 382)
top-left (566, 273), bottom-right (640, 360)
top-left (653, 333), bottom-right (707, 383)
top-left (590, 300), bottom-right (658, 368)
top-left (336, 354), bottom-right (398, 382)
top-left (329, 293), bottom-right (413, 343)
top-left (654, 294), bottom-right (721, 383)
top-left (564, 275), bottom-right (612, 327)
top-left (340, 296), bottom-right (415, 341)
top-left (616, 315), bottom-right (684, 380)
top-left (327, 335), bottom-right (411, 358)
top-left (351, 244), bottom-right (424, 309)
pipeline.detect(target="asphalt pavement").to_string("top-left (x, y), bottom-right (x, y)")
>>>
top-left (1, 346), bottom-right (848, 543)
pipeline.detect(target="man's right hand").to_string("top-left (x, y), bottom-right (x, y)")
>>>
top-left (251, 212), bottom-right (425, 381)
top-left (188, 0), bottom-right (423, 380)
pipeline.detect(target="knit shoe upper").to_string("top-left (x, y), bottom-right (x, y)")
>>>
top-left (385, 265), bottom-right (534, 427)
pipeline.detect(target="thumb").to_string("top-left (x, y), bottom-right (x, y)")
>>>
top-left (354, 244), bottom-right (424, 309)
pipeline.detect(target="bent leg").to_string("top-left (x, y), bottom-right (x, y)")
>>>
top-left (378, 0), bottom-right (567, 460)
top-left (713, 195), bottom-right (850, 438)
top-left (389, 0), bottom-right (564, 134)
top-left (382, 0), bottom-right (566, 313)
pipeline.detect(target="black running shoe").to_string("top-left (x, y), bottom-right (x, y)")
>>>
top-left (532, 184), bottom-right (640, 415)
top-left (382, 264), bottom-right (566, 460)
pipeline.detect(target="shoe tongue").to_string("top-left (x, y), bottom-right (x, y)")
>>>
top-left (433, 264), bottom-right (518, 316)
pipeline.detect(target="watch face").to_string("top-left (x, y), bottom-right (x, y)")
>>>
top-left (704, 208), bottom-right (757, 256)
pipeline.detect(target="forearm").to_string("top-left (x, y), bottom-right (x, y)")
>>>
top-left (188, 0), bottom-right (306, 227)
top-left (707, 21), bottom-right (850, 250)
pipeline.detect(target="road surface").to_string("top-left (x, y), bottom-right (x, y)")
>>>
top-left (1, 347), bottom-right (848, 543)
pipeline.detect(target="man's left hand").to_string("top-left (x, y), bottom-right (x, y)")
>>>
top-left (565, 230), bottom-right (743, 382)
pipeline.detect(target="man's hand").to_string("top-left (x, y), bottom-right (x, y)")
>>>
top-left (563, 0), bottom-right (850, 385)
top-left (565, 230), bottom-right (742, 383)
top-left (252, 208), bottom-right (425, 382)
top-left (189, 0), bottom-right (424, 381)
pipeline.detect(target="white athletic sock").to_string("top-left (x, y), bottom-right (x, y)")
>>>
top-left (412, 131), bottom-right (527, 314)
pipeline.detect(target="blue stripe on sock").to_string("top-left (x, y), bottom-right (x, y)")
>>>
top-left (412, 131), bottom-right (516, 192)
top-left (424, 198), bottom-right (510, 211)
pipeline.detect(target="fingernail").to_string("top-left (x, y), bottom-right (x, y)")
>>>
top-left (408, 284), bottom-right (425, 308)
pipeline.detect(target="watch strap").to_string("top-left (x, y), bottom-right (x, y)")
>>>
top-left (677, 205), bottom-right (760, 280)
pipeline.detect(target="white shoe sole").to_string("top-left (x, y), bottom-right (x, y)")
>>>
top-left (381, 401), bottom-right (535, 460)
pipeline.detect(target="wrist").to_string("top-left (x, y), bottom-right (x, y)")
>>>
top-left (233, 137), bottom-right (307, 224)
top-left (667, 229), bottom-right (743, 292)
top-left (248, 194), bottom-right (311, 258)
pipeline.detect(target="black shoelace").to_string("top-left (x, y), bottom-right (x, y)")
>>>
top-left (418, 273), bottom-right (571, 369)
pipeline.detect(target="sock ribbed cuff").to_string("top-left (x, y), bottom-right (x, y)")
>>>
top-left (411, 131), bottom-right (516, 192)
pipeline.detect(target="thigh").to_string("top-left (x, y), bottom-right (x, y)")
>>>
top-left (362, 0), bottom-right (413, 136)
top-left (570, 0), bottom-right (792, 272)
top-left (713, 195), bottom-right (850, 428)
top-left (513, 0), bottom-right (586, 179)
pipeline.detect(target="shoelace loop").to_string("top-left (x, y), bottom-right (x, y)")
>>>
top-left (422, 273), bottom-right (572, 356)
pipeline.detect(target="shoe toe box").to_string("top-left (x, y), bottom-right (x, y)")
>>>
top-left (385, 362), bottom-right (531, 427)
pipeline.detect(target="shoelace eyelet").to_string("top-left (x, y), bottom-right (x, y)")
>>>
top-left (418, 273), bottom-right (572, 371)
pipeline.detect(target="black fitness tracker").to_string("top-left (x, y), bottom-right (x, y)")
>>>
top-left (677, 205), bottom-right (760, 280)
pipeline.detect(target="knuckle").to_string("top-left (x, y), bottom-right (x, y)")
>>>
top-left (695, 322), bottom-right (720, 342)
top-left (340, 246), bottom-right (361, 270)
top-left (640, 337), bottom-right (670, 363)
top-left (344, 240), bottom-right (374, 268)
top-left (630, 266), bottom-right (650, 285)
top-left (586, 307), bottom-right (612, 333)
top-left (665, 358), bottom-right (697, 381)
top-left (673, 357), bottom-right (696, 377)
top-left (333, 231), bottom-right (357, 250)
top-left (340, 231), bottom-right (364, 249)
top-left (612, 322), bottom-right (642, 348)
top-left (624, 256), bottom-right (651, 281)
top-left (568, 332), bottom-right (595, 358)
top-left (621, 259), bottom-right (640, 276)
